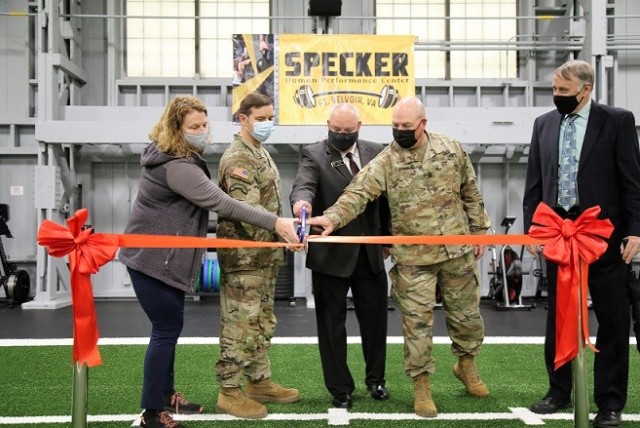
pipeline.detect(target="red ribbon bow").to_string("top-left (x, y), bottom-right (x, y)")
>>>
top-left (37, 209), bottom-right (119, 367)
top-left (528, 202), bottom-right (613, 369)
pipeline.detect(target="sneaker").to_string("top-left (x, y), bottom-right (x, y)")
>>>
top-left (164, 391), bottom-right (204, 414)
top-left (140, 411), bottom-right (185, 428)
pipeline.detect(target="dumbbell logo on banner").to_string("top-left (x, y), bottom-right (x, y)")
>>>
top-left (293, 85), bottom-right (399, 109)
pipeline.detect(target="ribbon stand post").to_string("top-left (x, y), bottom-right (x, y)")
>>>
top-left (572, 259), bottom-right (589, 428)
top-left (528, 202), bottom-right (614, 428)
top-left (37, 209), bottom-right (120, 427)
top-left (72, 363), bottom-right (89, 428)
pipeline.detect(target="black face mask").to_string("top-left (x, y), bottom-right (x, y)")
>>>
top-left (553, 93), bottom-right (583, 115)
top-left (328, 130), bottom-right (358, 152)
top-left (393, 128), bottom-right (418, 149)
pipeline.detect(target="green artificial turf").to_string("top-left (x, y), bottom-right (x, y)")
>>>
top-left (1, 343), bottom-right (640, 427)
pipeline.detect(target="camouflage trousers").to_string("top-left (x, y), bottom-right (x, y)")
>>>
top-left (215, 266), bottom-right (278, 388)
top-left (389, 251), bottom-right (484, 378)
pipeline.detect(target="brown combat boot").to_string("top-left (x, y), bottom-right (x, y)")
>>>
top-left (413, 373), bottom-right (437, 417)
top-left (216, 387), bottom-right (268, 419)
top-left (453, 355), bottom-right (490, 398)
top-left (246, 378), bottom-right (300, 403)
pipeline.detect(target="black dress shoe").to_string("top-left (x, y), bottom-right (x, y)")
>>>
top-left (593, 410), bottom-right (622, 428)
top-left (367, 384), bottom-right (389, 401)
top-left (331, 393), bottom-right (352, 409)
top-left (530, 395), bottom-right (571, 414)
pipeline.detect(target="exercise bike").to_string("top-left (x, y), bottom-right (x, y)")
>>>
top-left (533, 252), bottom-right (548, 300)
top-left (487, 216), bottom-right (535, 311)
top-left (0, 204), bottom-right (31, 307)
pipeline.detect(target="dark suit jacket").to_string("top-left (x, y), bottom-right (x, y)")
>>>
top-left (290, 139), bottom-right (390, 277)
top-left (523, 100), bottom-right (640, 261)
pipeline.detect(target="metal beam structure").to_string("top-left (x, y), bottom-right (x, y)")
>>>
top-left (25, 0), bottom-right (87, 309)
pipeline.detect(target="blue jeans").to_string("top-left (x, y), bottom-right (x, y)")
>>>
top-left (128, 268), bottom-right (185, 410)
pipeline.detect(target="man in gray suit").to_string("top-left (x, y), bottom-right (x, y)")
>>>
top-left (290, 103), bottom-right (390, 409)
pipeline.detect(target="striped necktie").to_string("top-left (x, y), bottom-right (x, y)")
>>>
top-left (557, 114), bottom-right (579, 211)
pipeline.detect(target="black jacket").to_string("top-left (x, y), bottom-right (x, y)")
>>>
top-left (290, 139), bottom-right (390, 277)
top-left (523, 101), bottom-right (640, 261)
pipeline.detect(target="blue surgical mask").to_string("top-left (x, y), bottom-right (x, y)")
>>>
top-left (251, 120), bottom-right (274, 143)
top-left (184, 131), bottom-right (209, 151)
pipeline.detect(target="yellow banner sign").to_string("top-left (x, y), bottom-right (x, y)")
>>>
top-left (277, 34), bottom-right (415, 125)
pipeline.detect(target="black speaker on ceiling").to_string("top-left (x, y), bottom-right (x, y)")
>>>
top-left (308, 0), bottom-right (342, 17)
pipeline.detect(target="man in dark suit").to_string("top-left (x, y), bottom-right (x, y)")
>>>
top-left (290, 103), bottom-right (390, 409)
top-left (523, 59), bottom-right (640, 428)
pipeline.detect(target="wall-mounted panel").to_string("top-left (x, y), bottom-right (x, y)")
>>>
top-left (424, 87), bottom-right (450, 108)
top-left (139, 86), bottom-right (166, 106)
top-left (506, 85), bottom-right (526, 107)
top-left (480, 87), bottom-right (506, 108)
top-left (452, 87), bottom-right (479, 107)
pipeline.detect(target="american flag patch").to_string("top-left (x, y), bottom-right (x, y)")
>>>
top-left (232, 167), bottom-right (251, 179)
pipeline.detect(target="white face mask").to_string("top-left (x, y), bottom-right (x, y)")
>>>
top-left (184, 130), bottom-right (210, 150)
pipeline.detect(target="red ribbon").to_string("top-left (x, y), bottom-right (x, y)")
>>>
top-left (528, 202), bottom-right (614, 370)
top-left (35, 207), bottom-right (554, 368)
top-left (37, 209), bottom-right (119, 367)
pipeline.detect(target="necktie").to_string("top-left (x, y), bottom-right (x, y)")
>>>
top-left (346, 152), bottom-right (360, 176)
top-left (557, 114), bottom-right (578, 211)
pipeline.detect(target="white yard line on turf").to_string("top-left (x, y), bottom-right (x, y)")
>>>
top-left (2, 410), bottom-right (640, 426)
top-left (0, 336), bottom-right (560, 347)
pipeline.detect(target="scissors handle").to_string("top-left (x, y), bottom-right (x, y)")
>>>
top-left (297, 206), bottom-right (307, 242)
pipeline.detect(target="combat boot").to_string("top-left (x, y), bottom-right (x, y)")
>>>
top-left (246, 378), bottom-right (300, 403)
top-left (413, 373), bottom-right (437, 418)
top-left (216, 387), bottom-right (268, 419)
top-left (453, 354), bottom-right (490, 398)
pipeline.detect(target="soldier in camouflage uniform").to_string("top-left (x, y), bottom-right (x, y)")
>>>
top-left (215, 93), bottom-right (300, 419)
top-left (310, 96), bottom-right (491, 418)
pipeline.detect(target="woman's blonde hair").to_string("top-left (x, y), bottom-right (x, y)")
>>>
top-left (150, 96), bottom-right (208, 157)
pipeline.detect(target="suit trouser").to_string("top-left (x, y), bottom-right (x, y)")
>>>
top-left (545, 260), bottom-right (630, 411)
top-left (129, 268), bottom-right (185, 411)
top-left (312, 247), bottom-right (389, 396)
